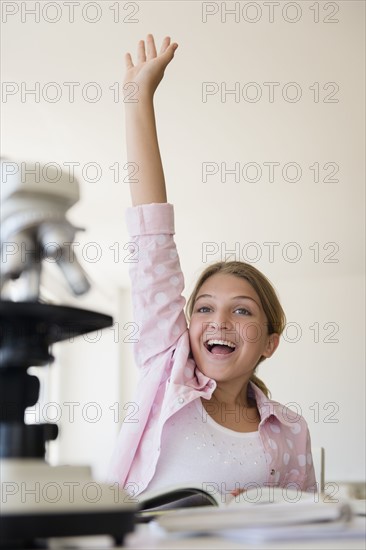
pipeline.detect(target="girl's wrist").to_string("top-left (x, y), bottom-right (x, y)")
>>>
top-left (123, 78), bottom-right (156, 100)
top-left (123, 89), bottom-right (155, 107)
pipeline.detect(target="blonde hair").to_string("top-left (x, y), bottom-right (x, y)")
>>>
top-left (186, 261), bottom-right (286, 398)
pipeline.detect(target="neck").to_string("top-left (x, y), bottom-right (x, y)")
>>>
top-left (212, 379), bottom-right (253, 408)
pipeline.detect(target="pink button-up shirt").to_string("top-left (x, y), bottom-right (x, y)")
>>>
top-left (108, 203), bottom-right (316, 495)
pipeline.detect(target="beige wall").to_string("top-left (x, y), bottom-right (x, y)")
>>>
top-left (2, 1), bottom-right (365, 484)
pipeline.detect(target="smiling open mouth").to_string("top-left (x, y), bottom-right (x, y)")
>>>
top-left (204, 339), bottom-right (236, 355)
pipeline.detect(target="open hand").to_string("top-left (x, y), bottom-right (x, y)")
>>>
top-left (124, 34), bottom-right (178, 98)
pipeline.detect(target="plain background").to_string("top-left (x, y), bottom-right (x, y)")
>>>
top-left (2, 1), bottom-right (365, 488)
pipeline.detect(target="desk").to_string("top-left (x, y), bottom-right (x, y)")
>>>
top-left (49, 515), bottom-right (366, 550)
top-left (124, 518), bottom-right (366, 549)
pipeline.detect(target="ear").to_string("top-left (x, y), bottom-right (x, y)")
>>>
top-left (262, 333), bottom-right (280, 359)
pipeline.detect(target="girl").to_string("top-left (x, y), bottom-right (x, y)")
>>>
top-left (108, 34), bottom-right (316, 500)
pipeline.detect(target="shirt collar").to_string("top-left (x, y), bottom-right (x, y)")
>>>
top-left (249, 382), bottom-right (299, 427)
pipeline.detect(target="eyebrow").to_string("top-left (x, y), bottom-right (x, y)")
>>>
top-left (195, 294), bottom-right (260, 307)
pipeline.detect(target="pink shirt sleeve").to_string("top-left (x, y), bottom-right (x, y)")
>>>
top-left (125, 203), bottom-right (188, 369)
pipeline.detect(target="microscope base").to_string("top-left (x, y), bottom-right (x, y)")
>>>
top-left (0, 460), bottom-right (135, 548)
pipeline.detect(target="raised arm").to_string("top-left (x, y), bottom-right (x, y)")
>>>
top-left (124, 34), bottom-right (178, 206)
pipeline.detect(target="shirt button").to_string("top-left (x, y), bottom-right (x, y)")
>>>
top-left (270, 469), bottom-right (275, 475)
top-left (178, 397), bottom-right (184, 404)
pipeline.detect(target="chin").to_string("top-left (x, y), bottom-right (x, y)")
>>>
top-left (195, 362), bottom-right (227, 380)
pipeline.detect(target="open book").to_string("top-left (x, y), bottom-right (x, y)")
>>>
top-left (146, 487), bottom-right (357, 543)
top-left (135, 483), bottom-right (350, 522)
top-left (136, 483), bottom-right (225, 520)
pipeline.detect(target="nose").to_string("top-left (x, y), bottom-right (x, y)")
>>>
top-left (206, 310), bottom-right (234, 331)
top-left (218, 307), bottom-right (234, 328)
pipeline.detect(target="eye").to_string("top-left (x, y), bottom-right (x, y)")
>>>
top-left (196, 306), bottom-right (211, 313)
top-left (234, 307), bottom-right (251, 316)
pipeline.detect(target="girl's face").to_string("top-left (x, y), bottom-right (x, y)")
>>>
top-left (188, 273), bottom-right (279, 384)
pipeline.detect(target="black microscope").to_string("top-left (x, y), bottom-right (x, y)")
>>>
top-left (0, 160), bottom-right (135, 548)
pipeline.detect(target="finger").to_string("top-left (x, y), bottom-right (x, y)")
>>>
top-left (162, 41), bottom-right (178, 63)
top-left (146, 33), bottom-right (157, 60)
top-left (159, 36), bottom-right (171, 55)
top-left (125, 52), bottom-right (134, 70)
top-left (137, 39), bottom-right (146, 63)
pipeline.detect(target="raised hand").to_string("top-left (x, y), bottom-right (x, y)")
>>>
top-left (124, 34), bottom-right (178, 98)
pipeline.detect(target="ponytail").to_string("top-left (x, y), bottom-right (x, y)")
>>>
top-left (250, 373), bottom-right (271, 399)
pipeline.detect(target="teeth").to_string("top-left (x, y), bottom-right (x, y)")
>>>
top-left (206, 339), bottom-right (236, 349)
